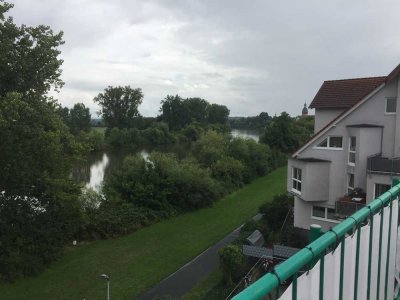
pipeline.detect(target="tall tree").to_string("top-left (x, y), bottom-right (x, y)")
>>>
top-left (260, 112), bottom-right (299, 153)
top-left (0, 2), bottom-right (82, 281)
top-left (0, 1), bottom-right (64, 97)
top-left (159, 95), bottom-right (190, 130)
top-left (94, 85), bottom-right (143, 129)
top-left (207, 103), bottom-right (229, 124)
top-left (69, 102), bottom-right (91, 133)
top-left (185, 97), bottom-right (209, 124)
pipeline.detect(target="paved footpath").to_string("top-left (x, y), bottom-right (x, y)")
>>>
top-left (138, 214), bottom-right (262, 300)
top-left (138, 229), bottom-right (240, 299)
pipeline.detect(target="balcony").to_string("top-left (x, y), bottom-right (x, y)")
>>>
top-left (367, 155), bottom-right (400, 174)
top-left (335, 196), bottom-right (366, 218)
top-left (233, 180), bottom-right (400, 300)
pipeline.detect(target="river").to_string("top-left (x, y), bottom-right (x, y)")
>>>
top-left (72, 129), bottom-right (260, 192)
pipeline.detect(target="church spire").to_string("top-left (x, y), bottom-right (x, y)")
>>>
top-left (302, 102), bottom-right (308, 116)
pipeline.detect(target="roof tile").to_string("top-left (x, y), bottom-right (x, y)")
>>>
top-left (309, 76), bottom-right (386, 109)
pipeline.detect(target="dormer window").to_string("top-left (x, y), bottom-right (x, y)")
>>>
top-left (315, 136), bottom-right (343, 150)
top-left (385, 98), bottom-right (397, 114)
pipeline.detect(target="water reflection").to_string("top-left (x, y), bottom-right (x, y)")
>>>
top-left (231, 129), bottom-right (260, 141)
top-left (86, 153), bottom-right (109, 191)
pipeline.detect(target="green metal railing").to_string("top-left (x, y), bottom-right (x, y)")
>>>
top-left (233, 179), bottom-right (400, 300)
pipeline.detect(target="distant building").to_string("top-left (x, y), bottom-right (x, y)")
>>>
top-left (301, 102), bottom-right (308, 116)
top-left (288, 64), bottom-right (400, 230)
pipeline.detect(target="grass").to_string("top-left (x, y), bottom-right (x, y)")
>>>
top-left (182, 269), bottom-right (223, 300)
top-left (0, 167), bottom-right (286, 299)
top-left (91, 126), bottom-right (106, 134)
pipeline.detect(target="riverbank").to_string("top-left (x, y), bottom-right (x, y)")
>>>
top-left (0, 167), bottom-right (286, 299)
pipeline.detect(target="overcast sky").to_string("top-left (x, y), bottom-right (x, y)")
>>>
top-left (9, 0), bottom-right (400, 117)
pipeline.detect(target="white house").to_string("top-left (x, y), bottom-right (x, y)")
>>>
top-left (288, 64), bottom-right (400, 230)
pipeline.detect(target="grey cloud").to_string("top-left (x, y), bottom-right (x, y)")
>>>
top-left (8, 0), bottom-right (400, 117)
top-left (65, 80), bottom-right (105, 93)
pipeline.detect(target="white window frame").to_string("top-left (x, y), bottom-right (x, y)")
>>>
top-left (385, 97), bottom-right (397, 115)
top-left (348, 136), bottom-right (356, 166)
top-left (314, 136), bottom-right (343, 150)
top-left (291, 167), bottom-right (302, 194)
top-left (347, 173), bottom-right (354, 194)
top-left (311, 206), bottom-right (340, 223)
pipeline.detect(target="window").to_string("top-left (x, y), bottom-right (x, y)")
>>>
top-left (348, 136), bottom-right (356, 165)
top-left (292, 167), bottom-right (302, 193)
top-left (327, 208), bottom-right (336, 220)
top-left (347, 173), bottom-right (354, 194)
top-left (312, 206), bottom-right (325, 218)
top-left (374, 183), bottom-right (391, 199)
top-left (329, 137), bottom-right (343, 148)
top-left (312, 206), bottom-right (338, 221)
top-left (386, 98), bottom-right (397, 114)
top-left (316, 136), bottom-right (343, 149)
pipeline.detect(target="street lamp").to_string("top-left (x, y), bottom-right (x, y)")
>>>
top-left (100, 274), bottom-right (110, 300)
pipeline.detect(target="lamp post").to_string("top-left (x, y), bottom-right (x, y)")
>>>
top-left (100, 274), bottom-right (110, 300)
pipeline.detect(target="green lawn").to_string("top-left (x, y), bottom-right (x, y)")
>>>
top-left (0, 167), bottom-right (286, 300)
top-left (91, 126), bottom-right (106, 134)
top-left (182, 269), bottom-right (223, 300)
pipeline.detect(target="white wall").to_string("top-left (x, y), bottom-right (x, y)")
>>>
top-left (293, 196), bottom-right (339, 231)
top-left (366, 173), bottom-right (394, 203)
top-left (292, 78), bottom-right (400, 230)
top-left (314, 108), bottom-right (345, 133)
top-left (288, 158), bottom-right (330, 202)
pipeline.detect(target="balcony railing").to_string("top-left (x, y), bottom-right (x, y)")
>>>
top-left (232, 179), bottom-right (400, 300)
top-left (335, 197), bottom-right (366, 218)
top-left (367, 155), bottom-right (400, 174)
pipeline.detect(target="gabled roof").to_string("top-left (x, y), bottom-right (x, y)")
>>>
top-left (293, 64), bottom-right (400, 158)
top-left (309, 76), bottom-right (386, 109)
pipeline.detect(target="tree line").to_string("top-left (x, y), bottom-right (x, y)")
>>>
top-left (229, 112), bottom-right (271, 130)
top-left (0, 1), bottom-right (314, 282)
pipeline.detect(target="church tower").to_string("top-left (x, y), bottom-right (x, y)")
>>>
top-left (302, 102), bottom-right (308, 116)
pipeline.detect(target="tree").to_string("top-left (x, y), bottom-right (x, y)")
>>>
top-left (0, 3), bottom-right (83, 281)
top-left (218, 245), bottom-right (245, 284)
top-left (104, 152), bottom-right (221, 212)
top-left (185, 97), bottom-right (208, 123)
top-left (0, 1), bottom-right (64, 97)
top-left (293, 115), bottom-right (314, 145)
top-left (94, 86), bottom-right (143, 129)
top-left (159, 95), bottom-right (190, 130)
top-left (207, 103), bottom-right (229, 124)
top-left (0, 92), bottom-right (81, 195)
top-left (260, 112), bottom-right (299, 153)
top-left (192, 131), bottom-right (229, 166)
top-left (259, 194), bottom-right (294, 231)
top-left (69, 103), bottom-right (91, 133)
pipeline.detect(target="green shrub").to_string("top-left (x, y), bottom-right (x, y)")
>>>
top-left (218, 245), bottom-right (245, 284)
top-left (212, 157), bottom-right (246, 189)
top-left (259, 194), bottom-right (294, 231)
top-left (0, 192), bottom-right (82, 281)
top-left (104, 153), bottom-right (222, 213)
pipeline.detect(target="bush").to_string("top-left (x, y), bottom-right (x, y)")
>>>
top-left (218, 245), bottom-right (245, 284)
top-left (211, 157), bottom-right (246, 189)
top-left (141, 122), bottom-right (175, 145)
top-left (228, 138), bottom-right (272, 181)
top-left (259, 194), bottom-right (294, 231)
top-left (104, 152), bottom-right (223, 213)
top-left (105, 127), bottom-right (132, 147)
top-left (192, 131), bottom-right (229, 166)
top-left (78, 197), bottom-right (176, 240)
top-left (180, 122), bottom-right (204, 141)
top-left (0, 192), bottom-right (82, 282)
